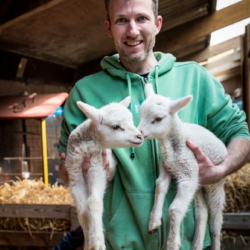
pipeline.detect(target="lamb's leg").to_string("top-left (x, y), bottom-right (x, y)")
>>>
top-left (69, 173), bottom-right (88, 249)
top-left (191, 188), bottom-right (208, 250)
top-left (87, 163), bottom-right (107, 250)
top-left (167, 179), bottom-right (198, 250)
top-left (204, 179), bottom-right (225, 250)
top-left (149, 165), bottom-right (171, 233)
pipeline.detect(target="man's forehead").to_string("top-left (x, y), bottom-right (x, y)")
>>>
top-left (109, 0), bottom-right (153, 14)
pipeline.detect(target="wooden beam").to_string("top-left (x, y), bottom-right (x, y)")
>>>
top-left (208, 0), bottom-right (217, 13)
top-left (156, 0), bottom-right (250, 53)
top-left (223, 213), bottom-right (250, 230)
top-left (0, 204), bottom-right (71, 219)
top-left (175, 35), bottom-right (210, 60)
top-left (179, 36), bottom-right (241, 63)
top-left (214, 67), bottom-right (241, 82)
top-left (0, 231), bottom-right (65, 247)
top-left (242, 24), bottom-right (250, 127)
top-left (0, 0), bottom-right (68, 30)
top-left (203, 49), bottom-right (241, 75)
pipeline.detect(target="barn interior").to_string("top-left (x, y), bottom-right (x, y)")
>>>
top-left (0, 0), bottom-right (250, 248)
top-left (1, 0), bottom-right (249, 185)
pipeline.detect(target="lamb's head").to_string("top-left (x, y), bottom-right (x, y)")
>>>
top-left (76, 97), bottom-right (144, 148)
top-left (137, 84), bottom-right (193, 140)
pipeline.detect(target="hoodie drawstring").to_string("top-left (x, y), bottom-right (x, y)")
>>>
top-left (155, 65), bottom-right (160, 94)
top-left (125, 73), bottom-right (136, 159)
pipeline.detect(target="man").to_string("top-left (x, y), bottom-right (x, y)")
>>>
top-left (55, 0), bottom-right (250, 249)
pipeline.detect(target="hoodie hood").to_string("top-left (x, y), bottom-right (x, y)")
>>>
top-left (101, 52), bottom-right (176, 81)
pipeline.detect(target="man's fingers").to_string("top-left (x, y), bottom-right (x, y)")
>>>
top-left (82, 153), bottom-right (91, 173)
top-left (186, 139), bottom-right (207, 161)
top-left (102, 149), bottom-right (110, 179)
top-left (60, 152), bottom-right (67, 160)
top-left (102, 149), bottom-right (109, 168)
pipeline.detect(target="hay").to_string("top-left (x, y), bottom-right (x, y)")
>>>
top-left (224, 163), bottom-right (250, 213)
top-left (0, 177), bottom-right (73, 204)
top-left (0, 178), bottom-right (73, 236)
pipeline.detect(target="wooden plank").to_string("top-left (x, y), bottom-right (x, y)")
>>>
top-left (223, 213), bottom-right (250, 230)
top-left (0, 204), bottom-right (71, 219)
top-left (214, 67), bottom-right (241, 82)
top-left (222, 236), bottom-right (250, 250)
top-left (242, 24), bottom-right (250, 127)
top-left (0, 230), bottom-right (65, 246)
top-left (0, 0), bottom-right (68, 30)
top-left (203, 50), bottom-right (241, 76)
top-left (70, 205), bottom-right (80, 230)
top-left (175, 36), bottom-right (209, 60)
top-left (156, 0), bottom-right (250, 54)
top-left (179, 36), bottom-right (241, 63)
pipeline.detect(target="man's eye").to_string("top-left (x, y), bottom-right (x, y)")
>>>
top-left (112, 125), bottom-right (120, 130)
top-left (116, 18), bottom-right (127, 23)
top-left (138, 16), bottom-right (147, 21)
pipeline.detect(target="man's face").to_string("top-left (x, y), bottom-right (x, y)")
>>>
top-left (105, 0), bottom-right (162, 64)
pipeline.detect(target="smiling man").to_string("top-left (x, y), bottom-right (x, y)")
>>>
top-left (104, 0), bottom-right (162, 73)
top-left (54, 0), bottom-right (250, 249)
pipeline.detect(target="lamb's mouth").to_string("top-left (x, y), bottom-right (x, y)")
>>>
top-left (129, 141), bottom-right (143, 145)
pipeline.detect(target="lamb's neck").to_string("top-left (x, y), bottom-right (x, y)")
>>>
top-left (71, 120), bottom-right (103, 153)
top-left (159, 115), bottom-right (186, 155)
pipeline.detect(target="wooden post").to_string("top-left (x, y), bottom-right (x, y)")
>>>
top-left (242, 24), bottom-right (250, 127)
top-left (41, 118), bottom-right (49, 184)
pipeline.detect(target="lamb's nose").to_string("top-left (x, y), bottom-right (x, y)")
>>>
top-left (137, 134), bottom-right (143, 140)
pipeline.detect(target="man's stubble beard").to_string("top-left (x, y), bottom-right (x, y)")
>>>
top-left (115, 35), bottom-right (156, 63)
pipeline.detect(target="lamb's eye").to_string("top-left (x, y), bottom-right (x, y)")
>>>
top-left (112, 125), bottom-right (120, 130)
top-left (155, 117), bottom-right (163, 122)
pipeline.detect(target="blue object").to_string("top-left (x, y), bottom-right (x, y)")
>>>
top-left (52, 226), bottom-right (84, 250)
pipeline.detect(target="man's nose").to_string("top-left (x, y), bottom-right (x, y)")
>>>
top-left (127, 20), bottom-right (139, 37)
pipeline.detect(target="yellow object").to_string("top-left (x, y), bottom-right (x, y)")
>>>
top-left (41, 118), bottom-right (49, 184)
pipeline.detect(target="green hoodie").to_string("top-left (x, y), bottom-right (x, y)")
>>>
top-left (58, 52), bottom-right (250, 250)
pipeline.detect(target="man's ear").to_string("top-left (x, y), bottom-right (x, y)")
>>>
top-left (155, 15), bottom-right (163, 35)
top-left (104, 20), bottom-right (113, 38)
top-left (76, 101), bottom-right (103, 124)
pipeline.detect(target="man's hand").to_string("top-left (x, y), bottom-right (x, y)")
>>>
top-left (186, 139), bottom-right (225, 185)
top-left (102, 149), bottom-right (110, 179)
top-left (58, 151), bottom-right (110, 183)
top-left (58, 153), bottom-right (69, 184)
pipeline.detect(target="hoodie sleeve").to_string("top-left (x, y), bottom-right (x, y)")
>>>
top-left (57, 82), bottom-right (87, 154)
top-left (199, 69), bottom-right (250, 145)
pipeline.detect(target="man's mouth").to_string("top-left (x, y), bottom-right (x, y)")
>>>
top-left (125, 41), bottom-right (142, 46)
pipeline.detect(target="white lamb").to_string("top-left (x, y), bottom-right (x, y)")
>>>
top-left (65, 97), bottom-right (143, 250)
top-left (137, 84), bottom-right (227, 250)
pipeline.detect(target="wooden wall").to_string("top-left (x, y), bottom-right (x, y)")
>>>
top-left (0, 80), bottom-right (70, 185)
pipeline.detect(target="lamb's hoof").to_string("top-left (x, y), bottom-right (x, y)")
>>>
top-left (148, 218), bottom-right (161, 234)
top-left (149, 228), bottom-right (158, 234)
top-left (88, 239), bottom-right (105, 250)
top-left (89, 245), bottom-right (106, 250)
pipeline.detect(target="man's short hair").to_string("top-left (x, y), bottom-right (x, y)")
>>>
top-left (104, 0), bottom-right (159, 21)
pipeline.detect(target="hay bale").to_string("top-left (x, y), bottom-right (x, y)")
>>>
top-left (224, 163), bottom-right (250, 213)
top-left (0, 178), bottom-right (73, 234)
top-left (0, 178), bottom-right (73, 204)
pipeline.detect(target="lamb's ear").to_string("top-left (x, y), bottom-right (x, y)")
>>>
top-left (120, 96), bottom-right (131, 108)
top-left (76, 101), bottom-right (102, 124)
top-left (145, 84), bottom-right (155, 97)
top-left (170, 95), bottom-right (193, 113)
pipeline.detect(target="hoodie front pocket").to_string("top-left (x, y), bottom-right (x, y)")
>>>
top-left (105, 191), bottom-right (160, 250)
